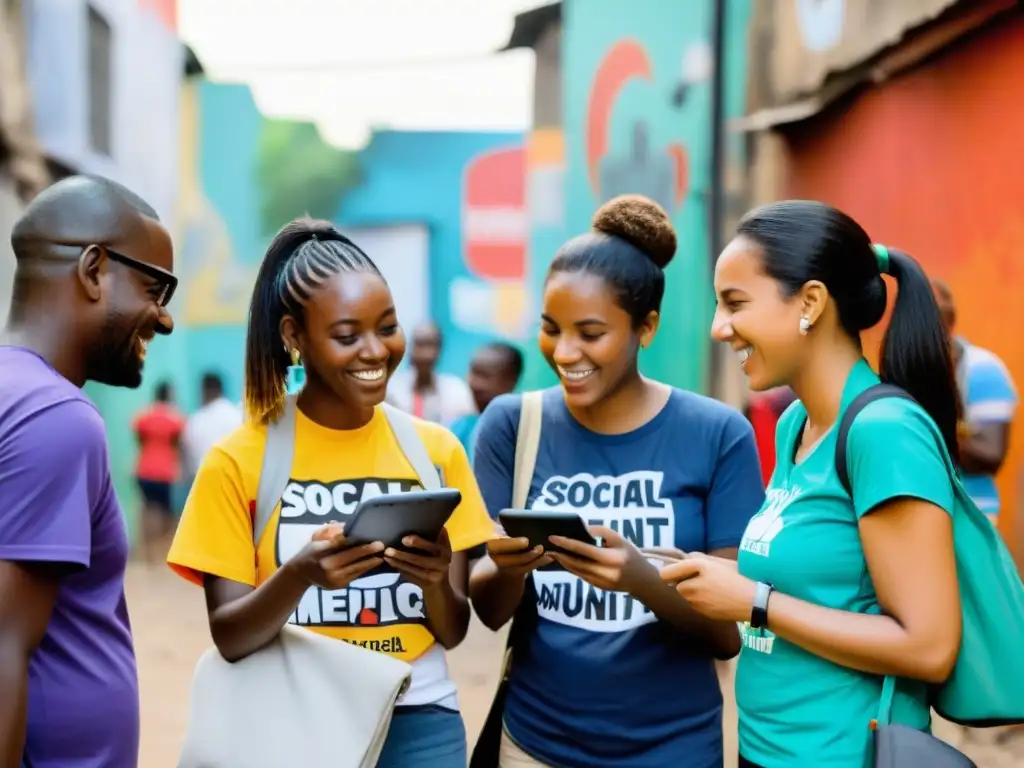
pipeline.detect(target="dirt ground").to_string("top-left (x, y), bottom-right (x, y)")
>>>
top-left (129, 562), bottom-right (1023, 767)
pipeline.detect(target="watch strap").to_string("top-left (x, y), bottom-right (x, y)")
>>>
top-left (751, 581), bottom-right (774, 629)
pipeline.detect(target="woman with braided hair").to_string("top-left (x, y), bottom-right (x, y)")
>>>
top-left (168, 218), bottom-right (495, 766)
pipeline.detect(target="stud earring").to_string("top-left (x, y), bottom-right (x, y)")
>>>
top-left (286, 348), bottom-right (306, 394)
top-left (799, 317), bottom-right (812, 335)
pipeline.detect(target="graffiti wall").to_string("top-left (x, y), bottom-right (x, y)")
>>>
top-left (558, 0), bottom-right (753, 393)
top-left (336, 130), bottom-right (526, 379)
top-left (783, 15), bottom-right (1024, 545)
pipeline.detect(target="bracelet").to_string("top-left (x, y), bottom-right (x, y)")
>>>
top-left (750, 582), bottom-right (774, 630)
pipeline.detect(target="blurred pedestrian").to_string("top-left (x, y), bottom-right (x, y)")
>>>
top-left (449, 342), bottom-right (524, 458)
top-left (470, 196), bottom-right (763, 768)
top-left (132, 380), bottom-right (186, 563)
top-left (181, 371), bottom-right (242, 483)
top-left (0, 175), bottom-right (175, 768)
top-left (932, 278), bottom-right (1017, 526)
top-left (387, 321), bottom-right (475, 426)
top-left (667, 201), bottom-right (961, 767)
top-left (744, 386), bottom-right (796, 486)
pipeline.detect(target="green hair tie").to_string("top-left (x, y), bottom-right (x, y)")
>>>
top-left (872, 243), bottom-right (890, 275)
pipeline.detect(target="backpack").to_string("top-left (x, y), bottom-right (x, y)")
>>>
top-left (836, 384), bottom-right (1024, 726)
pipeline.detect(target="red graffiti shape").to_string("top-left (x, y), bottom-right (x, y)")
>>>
top-left (586, 40), bottom-right (653, 198)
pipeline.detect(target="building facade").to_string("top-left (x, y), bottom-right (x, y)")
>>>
top-left (0, 0), bottom-right (50, 315)
top-left (738, 0), bottom-right (1024, 554)
top-left (22, 0), bottom-right (184, 536)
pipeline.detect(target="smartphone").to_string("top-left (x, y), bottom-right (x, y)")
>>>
top-left (343, 488), bottom-right (462, 551)
top-left (498, 509), bottom-right (601, 555)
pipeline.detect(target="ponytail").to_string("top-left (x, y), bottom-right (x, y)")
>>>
top-left (877, 245), bottom-right (961, 463)
top-left (243, 218), bottom-right (382, 423)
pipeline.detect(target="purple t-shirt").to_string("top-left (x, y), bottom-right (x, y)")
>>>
top-left (0, 348), bottom-right (138, 768)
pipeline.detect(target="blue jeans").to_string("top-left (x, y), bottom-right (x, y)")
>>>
top-left (376, 705), bottom-right (467, 768)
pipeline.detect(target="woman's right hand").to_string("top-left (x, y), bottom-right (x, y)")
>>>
top-left (287, 523), bottom-right (385, 590)
top-left (486, 533), bottom-right (553, 578)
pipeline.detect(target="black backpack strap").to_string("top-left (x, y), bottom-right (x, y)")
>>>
top-left (835, 383), bottom-right (917, 497)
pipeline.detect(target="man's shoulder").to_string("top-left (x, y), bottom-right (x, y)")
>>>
top-left (0, 391), bottom-right (106, 466)
top-left (0, 356), bottom-right (103, 443)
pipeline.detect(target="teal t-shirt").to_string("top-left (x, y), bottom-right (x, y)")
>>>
top-left (735, 360), bottom-right (955, 768)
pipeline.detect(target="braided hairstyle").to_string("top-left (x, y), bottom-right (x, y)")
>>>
top-left (244, 218), bottom-right (382, 422)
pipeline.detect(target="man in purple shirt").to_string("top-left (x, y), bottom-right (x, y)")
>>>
top-left (0, 175), bottom-right (176, 767)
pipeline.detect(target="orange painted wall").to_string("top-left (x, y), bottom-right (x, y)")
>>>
top-left (783, 15), bottom-right (1024, 555)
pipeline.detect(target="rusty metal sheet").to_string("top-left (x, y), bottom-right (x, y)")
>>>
top-left (766, 0), bottom-right (960, 103)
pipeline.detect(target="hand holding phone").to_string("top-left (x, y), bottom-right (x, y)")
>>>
top-left (546, 525), bottom-right (661, 597)
top-left (287, 522), bottom-right (385, 591)
top-left (485, 533), bottom-right (553, 577)
top-left (383, 527), bottom-right (453, 589)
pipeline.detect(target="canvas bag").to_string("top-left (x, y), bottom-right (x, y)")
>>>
top-left (469, 391), bottom-right (544, 768)
top-left (871, 677), bottom-right (976, 768)
top-left (833, 385), bottom-right (1024, 764)
top-left (178, 395), bottom-right (451, 768)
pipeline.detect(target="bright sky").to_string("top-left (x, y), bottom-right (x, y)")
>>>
top-left (177, 0), bottom-right (543, 148)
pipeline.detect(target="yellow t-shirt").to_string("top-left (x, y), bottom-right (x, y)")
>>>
top-left (168, 405), bottom-right (495, 666)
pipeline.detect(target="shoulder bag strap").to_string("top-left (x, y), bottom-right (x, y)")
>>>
top-left (833, 383), bottom-right (915, 730)
top-left (505, 391), bottom-right (545, 661)
top-left (512, 391), bottom-right (543, 509)
top-left (380, 403), bottom-right (442, 490)
top-left (834, 383), bottom-right (915, 496)
top-left (254, 395), bottom-right (298, 546)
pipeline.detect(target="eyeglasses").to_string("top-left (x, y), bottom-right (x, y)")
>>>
top-left (102, 247), bottom-right (178, 308)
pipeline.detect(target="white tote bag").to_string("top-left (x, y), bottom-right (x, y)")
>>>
top-left (177, 625), bottom-right (411, 768)
top-left (177, 397), bottom-right (453, 767)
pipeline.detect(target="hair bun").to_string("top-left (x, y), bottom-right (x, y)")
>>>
top-left (592, 195), bottom-right (677, 269)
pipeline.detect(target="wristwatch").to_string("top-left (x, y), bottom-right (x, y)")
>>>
top-left (750, 582), bottom-right (774, 630)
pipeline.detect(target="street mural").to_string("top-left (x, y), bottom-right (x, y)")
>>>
top-left (586, 39), bottom-right (691, 215)
top-left (176, 81), bottom-right (254, 328)
top-left (449, 145), bottom-right (530, 340)
top-left (560, 0), bottom-right (740, 393)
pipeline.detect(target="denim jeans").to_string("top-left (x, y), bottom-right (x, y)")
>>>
top-left (376, 705), bottom-right (467, 768)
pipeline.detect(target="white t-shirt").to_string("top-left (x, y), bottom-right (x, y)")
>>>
top-left (183, 397), bottom-right (244, 476)
top-left (386, 370), bottom-right (475, 427)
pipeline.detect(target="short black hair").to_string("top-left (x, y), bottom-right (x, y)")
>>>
top-left (201, 371), bottom-right (225, 394)
top-left (154, 380), bottom-right (173, 402)
top-left (548, 195), bottom-right (677, 326)
top-left (486, 342), bottom-right (524, 383)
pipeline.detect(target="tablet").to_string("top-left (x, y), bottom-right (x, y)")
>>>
top-left (498, 509), bottom-right (601, 555)
top-left (343, 488), bottom-right (462, 551)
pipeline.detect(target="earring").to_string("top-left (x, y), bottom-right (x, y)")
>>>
top-left (286, 347), bottom-right (306, 395)
top-left (799, 317), bottom-right (812, 335)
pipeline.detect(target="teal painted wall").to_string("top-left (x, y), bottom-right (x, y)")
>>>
top-left (337, 130), bottom-right (525, 381)
top-left (522, 0), bottom-right (754, 393)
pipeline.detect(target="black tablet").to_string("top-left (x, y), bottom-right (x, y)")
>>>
top-left (344, 488), bottom-right (462, 551)
top-left (498, 509), bottom-right (601, 555)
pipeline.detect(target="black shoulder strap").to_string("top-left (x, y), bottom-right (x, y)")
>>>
top-left (835, 384), bottom-right (916, 496)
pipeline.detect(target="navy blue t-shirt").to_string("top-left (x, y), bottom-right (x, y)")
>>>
top-left (473, 387), bottom-right (765, 768)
